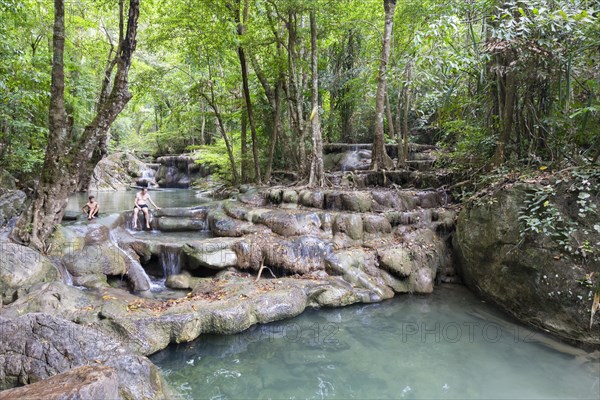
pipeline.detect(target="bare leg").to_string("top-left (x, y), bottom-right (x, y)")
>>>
top-left (91, 206), bottom-right (99, 219)
top-left (133, 207), bottom-right (139, 229)
top-left (143, 208), bottom-right (151, 229)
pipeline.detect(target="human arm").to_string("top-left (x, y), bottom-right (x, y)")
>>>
top-left (148, 195), bottom-right (161, 210)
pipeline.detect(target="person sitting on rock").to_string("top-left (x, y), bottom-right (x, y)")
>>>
top-left (133, 187), bottom-right (161, 229)
top-left (82, 195), bottom-right (100, 220)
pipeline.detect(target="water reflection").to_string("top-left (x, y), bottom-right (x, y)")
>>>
top-left (151, 285), bottom-right (600, 400)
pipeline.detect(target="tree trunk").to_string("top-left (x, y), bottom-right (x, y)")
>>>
top-left (385, 89), bottom-right (395, 141)
top-left (213, 105), bottom-right (240, 185)
top-left (371, 0), bottom-right (396, 171)
top-left (238, 48), bottom-right (262, 184)
top-left (77, 0), bottom-right (125, 191)
top-left (11, 0), bottom-right (140, 250)
top-left (402, 87), bottom-right (411, 166)
top-left (199, 99), bottom-right (206, 145)
top-left (233, 0), bottom-right (261, 184)
top-left (397, 61), bottom-right (412, 168)
top-left (240, 110), bottom-right (248, 183)
top-left (249, 34), bottom-right (283, 184)
top-left (308, 9), bottom-right (324, 187)
top-left (286, 10), bottom-right (308, 178)
top-left (264, 79), bottom-right (282, 183)
top-left (493, 66), bottom-right (516, 166)
top-left (202, 62), bottom-right (240, 185)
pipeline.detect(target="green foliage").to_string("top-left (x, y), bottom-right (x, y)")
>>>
top-left (519, 169), bottom-right (600, 262)
top-left (437, 120), bottom-right (495, 169)
top-left (2, 0), bottom-right (598, 183)
top-left (189, 138), bottom-right (241, 183)
top-left (1, 0), bottom-right (135, 181)
top-left (519, 185), bottom-right (564, 236)
top-left (0, 0), bottom-right (51, 178)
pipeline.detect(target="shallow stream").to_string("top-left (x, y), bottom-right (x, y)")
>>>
top-left (66, 189), bottom-right (204, 214)
top-left (65, 191), bottom-right (599, 400)
top-left (151, 285), bottom-right (599, 400)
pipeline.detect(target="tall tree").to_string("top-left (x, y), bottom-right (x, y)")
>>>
top-left (396, 61), bottom-right (411, 168)
top-left (10, 0), bottom-right (140, 250)
top-left (200, 60), bottom-right (240, 185)
top-left (308, 8), bottom-right (324, 187)
top-left (281, 6), bottom-right (309, 177)
top-left (230, 0), bottom-right (261, 184)
top-left (371, 0), bottom-right (396, 171)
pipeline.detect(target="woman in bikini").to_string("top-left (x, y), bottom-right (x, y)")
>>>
top-left (133, 188), bottom-right (161, 229)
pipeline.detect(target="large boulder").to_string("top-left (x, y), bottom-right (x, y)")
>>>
top-left (155, 155), bottom-right (210, 188)
top-left (455, 177), bottom-right (600, 346)
top-left (325, 248), bottom-right (394, 301)
top-left (0, 242), bottom-right (58, 304)
top-left (0, 366), bottom-right (119, 400)
top-left (0, 169), bottom-right (26, 227)
top-left (0, 190), bottom-right (26, 228)
top-left (183, 237), bottom-right (240, 270)
top-left (0, 168), bottom-right (17, 192)
top-left (62, 243), bottom-right (129, 288)
top-left (0, 313), bottom-right (169, 399)
top-left (332, 213), bottom-right (364, 244)
top-left (253, 209), bottom-right (322, 237)
top-left (52, 223), bottom-right (150, 291)
top-left (88, 152), bottom-right (147, 191)
top-left (233, 235), bottom-right (334, 274)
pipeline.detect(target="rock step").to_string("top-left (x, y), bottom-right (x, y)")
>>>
top-left (328, 170), bottom-right (454, 189)
top-left (323, 146), bottom-right (437, 172)
top-left (405, 159), bottom-right (435, 172)
top-left (106, 203), bottom-right (455, 287)
top-left (0, 366), bottom-right (120, 400)
top-left (262, 188), bottom-right (449, 212)
top-left (323, 143), bottom-right (437, 155)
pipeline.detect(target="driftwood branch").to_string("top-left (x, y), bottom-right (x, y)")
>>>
top-left (255, 258), bottom-right (276, 282)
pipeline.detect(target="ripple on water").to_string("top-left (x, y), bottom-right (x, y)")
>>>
top-left (151, 285), bottom-right (600, 400)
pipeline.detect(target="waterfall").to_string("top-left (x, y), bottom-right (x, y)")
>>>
top-left (138, 165), bottom-right (158, 188)
top-left (109, 230), bottom-right (152, 291)
top-left (339, 149), bottom-right (371, 171)
top-left (340, 151), bottom-right (360, 172)
top-left (160, 248), bottom-right (182, 277)
top-left (55, 262), bottom-right (73, 286)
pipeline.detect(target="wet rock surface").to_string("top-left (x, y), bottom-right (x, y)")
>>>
top-left (1, 184), bottom-right (458, 397)
top-left (0, 169), bottom-right (26, 228)
top-left (88, 152), bottom-right (147, 191)
top-left (0, 242), bottom-right (59, 304)
top-left (0, 190), bottom-right (26, 228)
top-left (0, 313), bottom-right (169, 399)
top-left (0, 365), bottom-right (120, 400)
top-left (156, 155), bottom-right (211, 188)
top-left (455, 180), bottom-right (600, 346)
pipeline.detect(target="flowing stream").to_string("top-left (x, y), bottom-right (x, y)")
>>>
top-left (64, 190), bottom-right (600, 399)
top-left (151, 285), bottom-right (599, 400)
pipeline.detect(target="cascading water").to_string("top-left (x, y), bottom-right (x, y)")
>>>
top-left (137, 165), bottom-right (158, 188)
top-left (109, 230), bottom-right (152, 291)
top-left (160, 247), bottom-right (182, 277)
top-left (340, 150), bottom-right (371, 171)
top-left (56, 262), bottom-right (73, 286)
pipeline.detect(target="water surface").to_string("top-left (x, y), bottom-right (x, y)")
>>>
top-left (151, 285), bottom-right (599, 400)
top-left (66, 189), bottom-right (204, 214)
